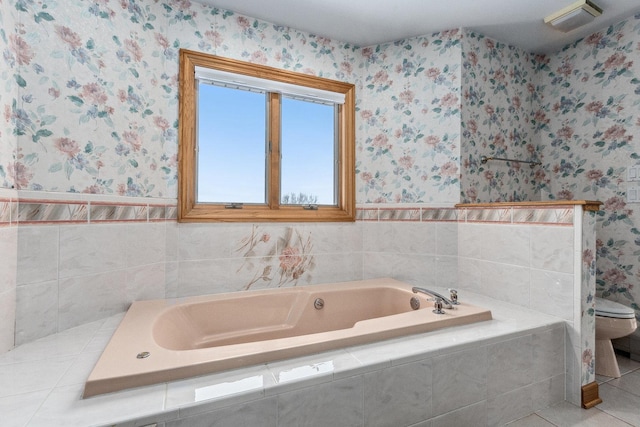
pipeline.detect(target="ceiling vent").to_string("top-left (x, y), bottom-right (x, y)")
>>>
top-left (544, 0), bottom-right (603, 33)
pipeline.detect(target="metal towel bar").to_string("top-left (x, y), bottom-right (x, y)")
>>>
top-left (480, 155), bottom-right (541, 168)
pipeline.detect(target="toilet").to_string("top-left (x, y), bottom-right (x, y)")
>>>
top-left (595, 297), bottom-right (637, 378)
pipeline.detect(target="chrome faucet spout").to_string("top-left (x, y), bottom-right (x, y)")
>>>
top-left (412, 287), bottom-right (454, 309)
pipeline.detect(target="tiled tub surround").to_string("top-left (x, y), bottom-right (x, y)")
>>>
top-left (0, 190), bottom-right (18, 354)
top-left (2, 195), bottom-right (598, 412)
top-left (6, 191), bottom-right (177, 346)
top-left (0, 291), bottom-right (565, 427)
top-left (456, 202), bottom-right (599, 406)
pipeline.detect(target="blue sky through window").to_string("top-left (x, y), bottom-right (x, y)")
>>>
top-left (196, 83), bottom-right (336, 205)
top-left (281, 96), bottom-right (335, 205)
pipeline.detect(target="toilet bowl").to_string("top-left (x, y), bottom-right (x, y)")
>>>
top-left (595, 297), bottom-right (637, 378)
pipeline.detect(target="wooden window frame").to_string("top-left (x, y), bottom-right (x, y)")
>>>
top-left (178, 49), bottom-right (356, 223)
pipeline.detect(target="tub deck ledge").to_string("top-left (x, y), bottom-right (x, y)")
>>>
top-left (0, 288), bottom-right (566, 427)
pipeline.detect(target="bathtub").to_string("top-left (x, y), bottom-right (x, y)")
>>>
top-left (83, 278), bottom-right (492, 397)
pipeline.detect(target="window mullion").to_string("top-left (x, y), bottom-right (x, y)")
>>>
top-left (267, 92), bottom-right (281, 209)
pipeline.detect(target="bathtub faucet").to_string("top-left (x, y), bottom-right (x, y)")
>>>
top-left (412, 287), bottom-right (455, 309)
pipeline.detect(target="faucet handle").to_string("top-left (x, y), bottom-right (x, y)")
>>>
top-left (432, 297), bottom-right (446, 314)
top-left (448, 288), bottom-right (459, 305)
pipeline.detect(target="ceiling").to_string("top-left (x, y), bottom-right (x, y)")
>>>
top-left (199, 0), bottom-right (640, 53)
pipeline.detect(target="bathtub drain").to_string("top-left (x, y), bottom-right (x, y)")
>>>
top-left (314, 298), bottom-right (324, 309)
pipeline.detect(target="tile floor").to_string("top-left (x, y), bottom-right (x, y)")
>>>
top-left (507, 352), bottom-right (640, 426)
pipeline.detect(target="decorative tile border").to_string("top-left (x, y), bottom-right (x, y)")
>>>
top-left (18, 201), bottom-right (88, 223)
top-left (0, 198), bottom-right (13, 226)
top-left (1, 197), bottom-right (581, 227)
top-left (458, 206), bottom-right (573, 226)
top-left (421, 208), bottom-right (458, 222)
top-left (357, 206), bottom-right (575, 226)
top-left (0, 197), bottom-right (177, 225)
top-left (460, 207), bottom-right (512, 223)
top-left (512, 207), bottom-right (574, 225)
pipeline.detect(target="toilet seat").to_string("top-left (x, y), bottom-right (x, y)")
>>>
top-left (595, 297), bottom-right (636, 319)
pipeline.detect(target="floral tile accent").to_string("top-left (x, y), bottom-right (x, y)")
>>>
top-left (236, 226), bottom-right (315, 290)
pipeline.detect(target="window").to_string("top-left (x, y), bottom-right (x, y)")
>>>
top-left (178, 49), bottom-right (356, 222)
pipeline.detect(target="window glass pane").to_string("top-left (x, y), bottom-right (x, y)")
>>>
top-left (197, 83), bottom-right (266, 204)
top-left (280, 97), bottom-right (336, 205)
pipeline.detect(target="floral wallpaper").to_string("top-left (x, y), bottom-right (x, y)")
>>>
top-left (460, 31), bottom-right (543, 203)
top-left (538, 15), bottom-right (640, 319)
top-left (581, 211), bottom-right (598, 387)
top-left (357, 30), bottom-right (462, 204)
top-left (0, 1), bottom-right (16, 190)
top-left (2, 0), bottom-right (360, 198)
top-left (2, 0), bottom-right (470, 205)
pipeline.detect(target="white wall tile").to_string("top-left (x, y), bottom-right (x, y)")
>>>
top-left (0, 290), bottom-right (16, 354)
top-left (15, 280), bottom-right (58, 345)
top-left (16, 226), bottom-right (58, 285)
top-left (299, 223), bottom-right (363, 255)
top-left (164, 261), bottom-right (179, 298)
top-left (435, 255), bottom-right (458, 289)
top-left (363, 360), bottom-right (432, 426)
top-left (487, 335), bottom-right (533, 397)
top-left (0, 227), bottom-right (17, 294)
top-left (386, 253), bottom-right (437, 287)
top-left (457, 223), bottom-right (484, 260)
top-left (530, 374), bottom-right (565, 412)
top-left (58, 270), bottom-right (128, 331)
top-left (531, 325), bottom-right (565, 382)
top-left (176, 258), bottom-right (248, 297)
top-left (431, 401), bottom-right (486, 427)
top-left (484, 225), bottom-right (531, 267)
top-left (166, 397), bottom-right (277, 427)
top-left (311, 253), bottom-right (363, 284)
top-left (392, 222), bottom-right (437, 255)
top-left (165, 221), bottom-right (179, 263)
top-left (178, 223), bottom-right (276, 261)
top-left (479, 261), bottom-right (530, 307)
top-left (486, 385), bottom-right (533, 426)
top-left (457, 257), bottom-right (481, 293)
top-left (125, 263), bottom-right (166, 302)
top-left (531, 226), bottom-right (574, 273)
top-left (436, 222), bottom-right (458, 257)
top-left (124, 223), bottom-right (166, 267)
top-left (530, 270), bottom-right (574, 321)
top-left (59, 224), bottom-right (128, 278)
top-left (362, 222), bottom-right (393, 253)
top-left (362, 252), bottom-right (395, 279)
top-left (432, 347), bottom-right (488, 416)
top-left (277, 376), bottom-right (364, 426)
